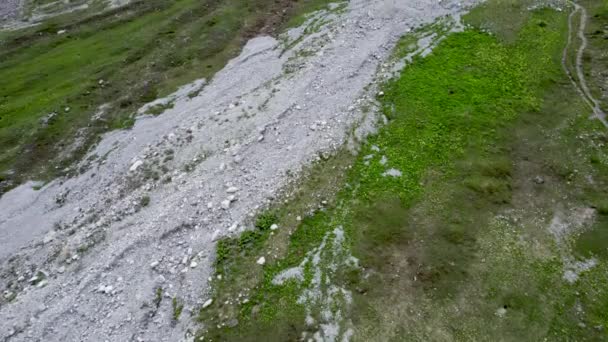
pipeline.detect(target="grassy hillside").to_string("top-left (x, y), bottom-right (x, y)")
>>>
top-left (0, 0), bottom-right (334, 193)
top-left (197, 1), bottom-right (608, 340)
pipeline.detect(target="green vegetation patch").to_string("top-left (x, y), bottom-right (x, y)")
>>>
top-left (199, 2), bottom-right (608, 340)
top-left (575, 216), bottom-right (608, 260)
top-left (0, 0), bottom-right (337, 194)
top-left (198, 149), bottom-right (354, 340)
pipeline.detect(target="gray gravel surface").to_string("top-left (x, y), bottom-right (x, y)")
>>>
top-left (0, 1), bottom-right (477, 341)
top-left (0, 0), bottom-right (23, 22)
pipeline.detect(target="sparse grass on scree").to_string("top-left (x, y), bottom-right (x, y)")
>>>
top-left (199, 1), bottom-right (608, 340)
top-left (0, 0), bottom-right (337, 194)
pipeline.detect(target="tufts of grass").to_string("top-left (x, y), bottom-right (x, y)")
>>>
top-left (172, 297), bottom-right (184, 321)
top-left (154, 287), bottom-right (163, 308)
top-left (464, 0), bottom-right (537, 43)
top-left (282, 0), bottom-right (346, 30)
top-left (351, 197), bottom-right (411, 272)
top-left (574, 217), bottom-right (608, 260)
top-left (146, 101), bottom-right (175, 116)
top-left (593, 199), bottom-right (608, 215)
top-left (140, 195), bottom-right (151, 207)
top-left (254, 212), bottom-right (277, 231)
top-left (215, 211), bottom-right (277, 270)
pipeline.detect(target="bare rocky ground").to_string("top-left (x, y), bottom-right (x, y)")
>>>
top-left (0, 0), bottom-right (132, 30)
top-left (0, 1), bottom-right (477, 341)
top-left (0, 0), bottom-right (23, 22)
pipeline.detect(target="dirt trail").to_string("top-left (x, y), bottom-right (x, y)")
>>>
top-left (563, 1), bottom-right (608, 128)
top-left (0, 1), bottom-right (476, 341)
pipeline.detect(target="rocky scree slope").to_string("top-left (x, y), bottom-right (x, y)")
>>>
top-left (0, 0), bottom-right (476, 341)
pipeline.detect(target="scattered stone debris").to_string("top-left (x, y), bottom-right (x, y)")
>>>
top-left (202, 299), bottom-right (213, 309)
top-left (29, 271), bottom-right (48, 287)
top-left (271, 227), bottom-right (358, 341)
top-left (3, 290), bottom-right (15, 301)
top-left (495, 307), bottom-right (507, 317)
top-left (563, 258), bottom-right (597, 283)
top-left (97, 284), bottom-right (114, 295)
top-left (382, 168), bottom-right (402, 177)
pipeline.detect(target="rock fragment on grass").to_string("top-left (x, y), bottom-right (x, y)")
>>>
top-left (383, 168), bottom-right (402, 177)
top-left (202, 299), bottom-right (213, 309)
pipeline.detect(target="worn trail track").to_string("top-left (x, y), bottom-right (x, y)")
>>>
top-left (563, 1), bottom-right (608, 128)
